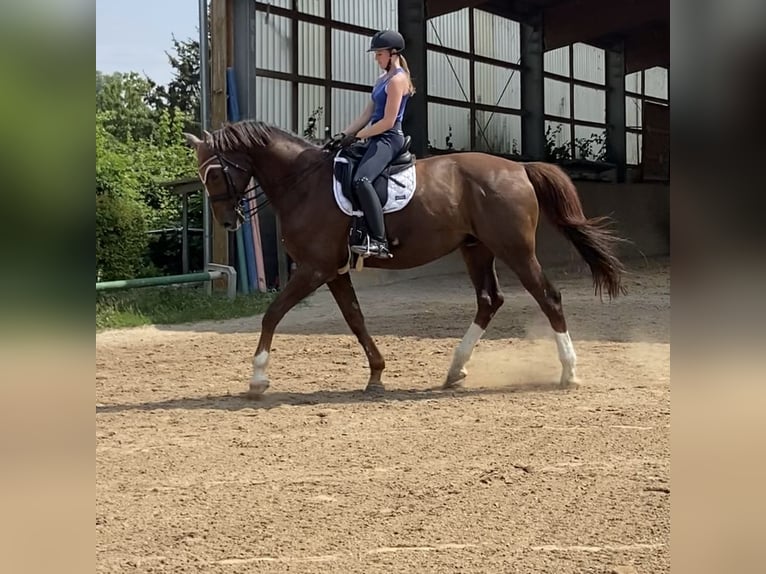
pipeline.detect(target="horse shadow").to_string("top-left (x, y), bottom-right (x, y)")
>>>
top-left (148, 260), bottom-right (670, 344)
top-left (96, 380), bottom-right (575, 415)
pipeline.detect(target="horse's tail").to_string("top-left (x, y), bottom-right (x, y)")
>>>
top-left (523, 161), bottom-right (628, 299)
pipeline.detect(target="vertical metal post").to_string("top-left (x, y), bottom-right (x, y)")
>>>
top-left (521, 12), bottom-right (545, 160)
top-left (398, 0), bottom-right (428, 158)
top-left (182, 193), bottom-right (189, 274)
top-left (606, 41), bottom-right (627, 182)
top-left (199, 0), bottom-right (211, 276)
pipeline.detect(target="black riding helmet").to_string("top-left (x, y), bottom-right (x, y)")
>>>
top-left (367, 29), bottom-right (405, 53)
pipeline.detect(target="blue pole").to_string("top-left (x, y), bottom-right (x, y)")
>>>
top-left (226, 66), bottom-right (250, 295)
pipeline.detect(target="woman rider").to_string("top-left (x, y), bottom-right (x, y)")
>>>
top-left (329, 29), bottom-right (416, 259)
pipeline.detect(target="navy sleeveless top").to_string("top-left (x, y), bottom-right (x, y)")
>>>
top-left (370, 68), bottom-right (410, 126)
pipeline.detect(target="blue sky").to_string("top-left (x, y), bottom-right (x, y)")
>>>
top-left (96, 0), bottom-right (200, 85)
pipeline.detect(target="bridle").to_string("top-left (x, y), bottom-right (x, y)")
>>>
top-left (198, 152), bottom-right (267, 219)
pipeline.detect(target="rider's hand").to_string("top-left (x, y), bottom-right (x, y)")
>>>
top-left (324, 132), bottom-right (357, 151)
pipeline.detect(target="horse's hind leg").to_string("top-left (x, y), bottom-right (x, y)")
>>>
top-left (504, 252), bottom-right (579, 386)
top-left (444, 242), bottom-right (505, 389)
top-left (326, 271), bottom-right (386, 392)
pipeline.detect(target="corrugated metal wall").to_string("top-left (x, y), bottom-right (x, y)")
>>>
top-left (331, 29), bottom-right (379, 86)
top-left (475, 111), bottom-right (521, 155)
top-left (255, 76), bottom-right (291, 128)
top-left (428, 102), bottom-right (471, 150)
top-left (475, 62), bottom-right (520, 108)
top-left (473, 10), bottom-right (520, 62)
top-left (544, 47), bottom-right (569, 76)
top-left (427, 51), bottom-right (470, 101)
top-left (574, 85), bottom-right (605, 123)
top-left (241, 1), bottom-right (666, 163)
top-left (298, 21), bottom-right (324, 78)
top-left (425, 9), bottom-right (521, 153)
top-left (545, 78), bottom-right (570, 117)
top-left (331, 0), bottom-right (397, 30)
top-left (573, 43), bottom-right (605, 85)
top-left (298, 83), bottom-right (324, 138)
top-left (426, 9), bottom-right (469, 51)
top-left (332, 88), bottom-right (371, 135)
top-left (297, 0), bottom-right (324, 17)
top-left (255, 12), bottom-right (291, 73)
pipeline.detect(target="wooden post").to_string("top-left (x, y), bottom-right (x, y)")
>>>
top-left (210, 0), bottom-right (229, 273)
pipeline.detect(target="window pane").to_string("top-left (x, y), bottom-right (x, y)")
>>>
top-left (545, 78), bottom-right (570, 118)
top-left (475, 62), bottom-right (520, 109)
top-left (475, 111), bottom-right (521, 155)
top-left (625, 71), bottom-right (642, 94)
top-left (473, 10), bottom-right (520, 62)
top-left (428, 102), bottom-right (471, 151)
top-left (574, 85), bottom-right (605, 123)
top-left (574, 124), bottom-right (606, 161)
top-left (626, 132), bottom-right (642, 165)
top-left (331, 0), bottom-right (397, 30)
top-left (256, 77), bottom-right (292, 130)
top-left (426, 8), bottom-right (469, 52)
top-left (299, 84), bottom-right (326, 143)
top-left (255, 13), bottom-right (291, 73)
top-left (331, 88), bottom-right (369, 135)
top-left (573, 42), bottom-right (605, 84)
top-left (545, 120), bottom-right (571, 160)
top-left (332, 29), bottom-right (378, 86)
top-left (626, 96), bottom-right (642, 128)
top-left (427, 51), bottom-right (471, 101)
top-left (299, 22), bottom-right (325, 78)
top-left (544, 47), bottom-right (569, 76)
top-left (645, 66), bottom-right (668, 99)
top-left (297, 0), bottom-right (324, 17)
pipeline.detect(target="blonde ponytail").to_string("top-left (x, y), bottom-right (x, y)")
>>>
top-left (397, 55), bottom-right (416, 95)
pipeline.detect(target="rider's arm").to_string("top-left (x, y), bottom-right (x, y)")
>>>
top-left (342, 100), bottom-right (374, 137)
top-left (355, 75), bottom-right (406, 140)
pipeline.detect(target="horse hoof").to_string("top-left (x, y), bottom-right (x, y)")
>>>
top-left (560, 379), bottom-right (580, 389)
top-left (443, 369), bottom-right (467, 389)
top-left (559, 371), bottom-right (581, 388)
top-left (365, 380), bottom-right (385, 393)
top-left (247, 378), bottom-right (270, 399)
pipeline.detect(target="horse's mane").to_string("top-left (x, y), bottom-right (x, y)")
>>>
top-left (211, 120), bottom-right (318, 153)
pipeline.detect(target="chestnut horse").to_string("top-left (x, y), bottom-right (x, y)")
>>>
top-left (184, 120), bottom-right (626, 398)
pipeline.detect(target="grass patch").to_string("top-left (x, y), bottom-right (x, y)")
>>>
top-left (96, 285), bottom-right (276, 331)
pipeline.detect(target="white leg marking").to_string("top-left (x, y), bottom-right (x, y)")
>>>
top-left (249, 351), bottom-right (270, 395)
top-left (446, 323), bottom-right (485, 384)
top-left (554, 331), bottom-right (579, 385)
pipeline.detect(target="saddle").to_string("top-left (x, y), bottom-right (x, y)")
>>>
top-left (334, 135), bottom-right (415, 209)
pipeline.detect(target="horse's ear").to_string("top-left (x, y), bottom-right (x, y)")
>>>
top-left (183, 132), bottom-right (203, 148)
top-left (203, 130), bottom-right (214, 146)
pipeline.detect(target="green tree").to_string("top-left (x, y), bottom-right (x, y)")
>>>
top-left (96, 71), bottom-right (162, 142)
top-left (148, 35), bottom-right (202, 131)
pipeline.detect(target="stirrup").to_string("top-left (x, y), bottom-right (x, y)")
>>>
top-left (350, 235), bottom-right (392, 259)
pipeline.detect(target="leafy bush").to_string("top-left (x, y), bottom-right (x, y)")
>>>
top-left (96, 106), bottom-right (198, 278)
top-left (96, 191), bottom-right (150, 281)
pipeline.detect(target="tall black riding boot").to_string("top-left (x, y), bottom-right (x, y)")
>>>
top-left (350, 177), bottom-right (392, 258)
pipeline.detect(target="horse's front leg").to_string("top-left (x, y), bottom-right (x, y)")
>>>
top-left (326, 272), bottom-right (386, 392)
top-left (249, 266), bottom-right (328, 398)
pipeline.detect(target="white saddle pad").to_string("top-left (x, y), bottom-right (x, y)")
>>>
top-left (332, 155), bottom-right (417, 217)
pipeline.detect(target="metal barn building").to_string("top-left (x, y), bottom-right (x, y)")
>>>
top-left (204, 0), bottom-right (669, 286)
